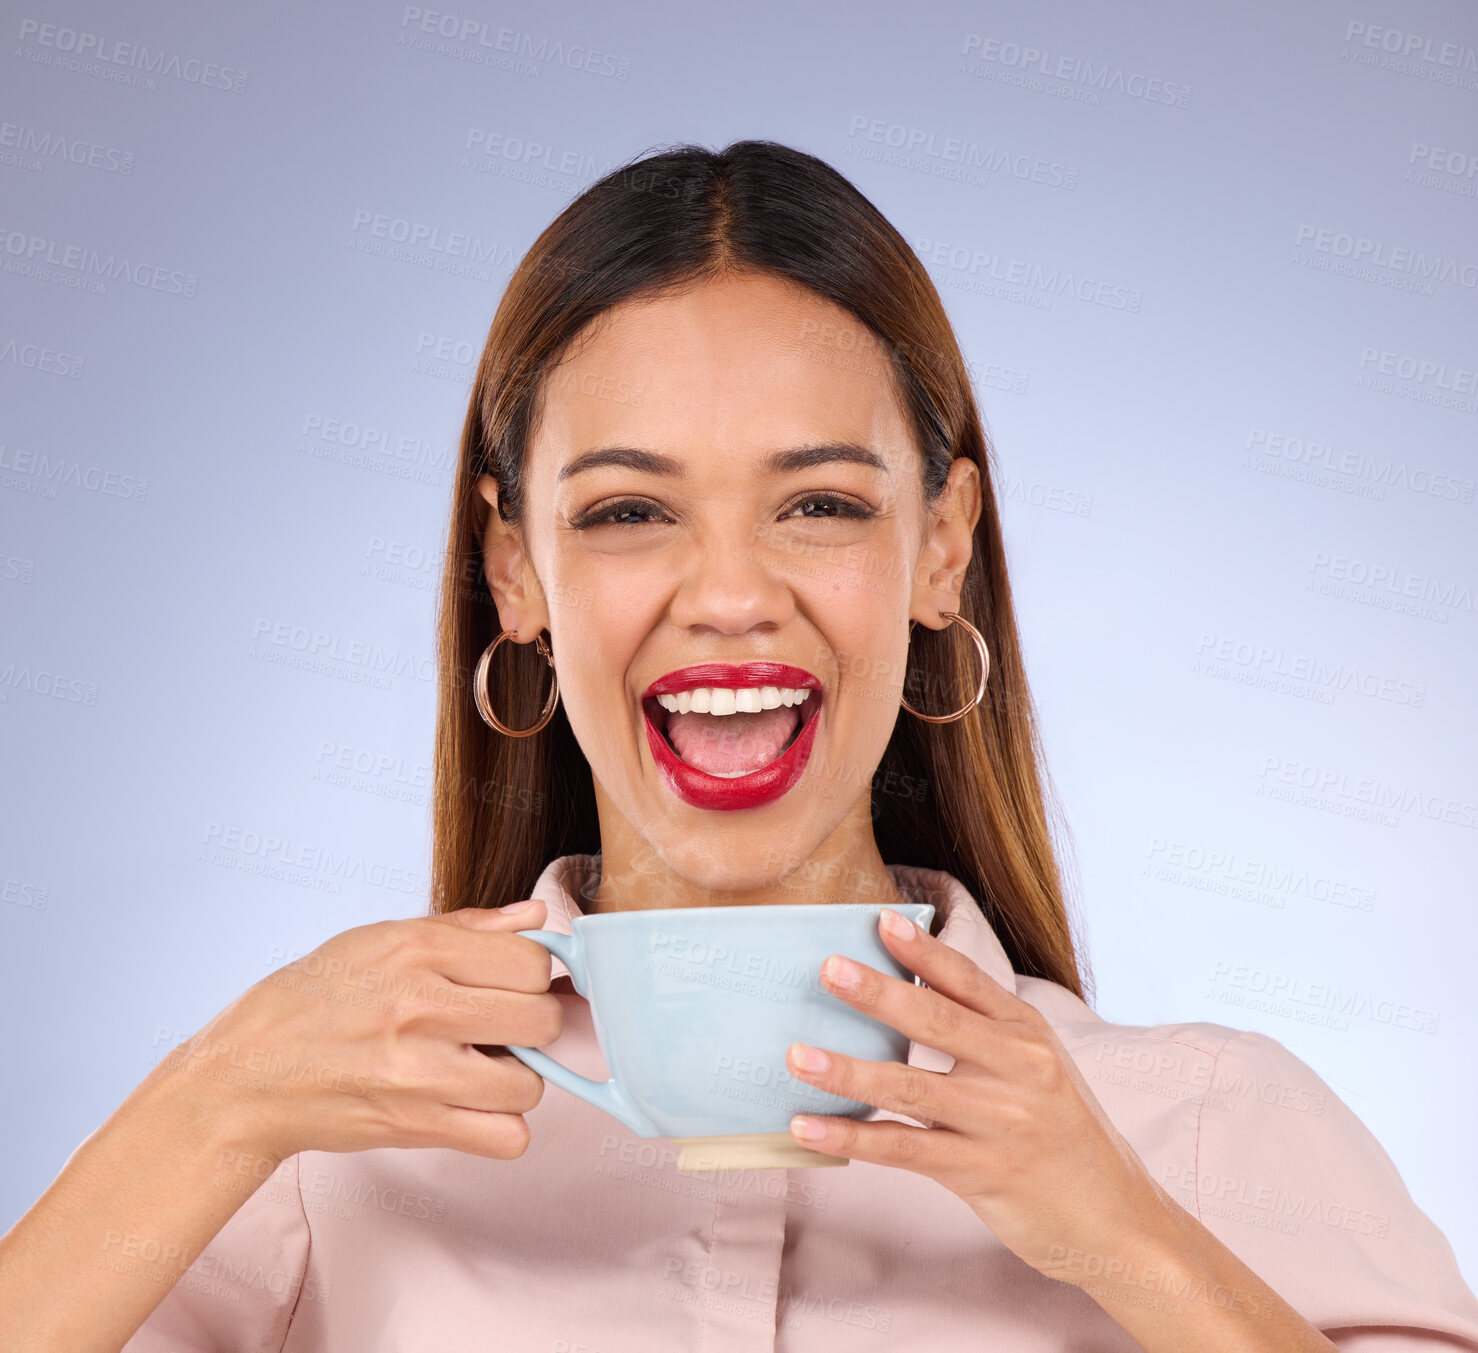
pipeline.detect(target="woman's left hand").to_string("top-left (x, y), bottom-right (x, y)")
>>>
top-left (784, 905), bottom-right (1174, 1283)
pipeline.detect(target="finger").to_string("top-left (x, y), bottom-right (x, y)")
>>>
top-left (788, 1112), bottom-right (952, 1172)
top-left (817, 951), bottom-right (991, 1061)
top-left (375, 1036), bottom-right (548, 1120)
top-left (786, 1042), bottom-right (957, 1130)
top-left (446, 1044), bottom-right (547, 1115)
top-left (420, 906), bottom-right (555, 993)
top-left (420, 1103), bottom-right (535, 1160)
top-left (390, 979), bottom-right (565, 1049)
top-left (875, 907), bottom-right (1025, 1023)
top-left (438, 898), bottom-right (547, 932)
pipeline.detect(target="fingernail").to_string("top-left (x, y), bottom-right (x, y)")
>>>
top-left (822, 955), bottom-right (861, 993)
top-left (791, 1115), bottom-right (826, 1142)
top-left (880, 907), bottom-right (915, 941)
top-left (790, 1042), bottom-right (830, 1073)
top-left (498, 898), bottom-right (537, 913)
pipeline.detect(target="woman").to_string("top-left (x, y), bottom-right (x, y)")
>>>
top-left (4, 140), bottom-right (1476, 1352)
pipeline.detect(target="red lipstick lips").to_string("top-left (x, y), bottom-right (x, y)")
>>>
top-left (642, 662), bottom-right (822, 811)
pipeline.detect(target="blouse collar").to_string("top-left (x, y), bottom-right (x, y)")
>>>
top-left (526, 853), bottom-right (1018, 996)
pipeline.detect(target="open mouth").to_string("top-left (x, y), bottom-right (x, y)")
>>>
top-left (638, 662), bottom-right (824, 810)
top-left (642, 683), bottom-right (821, 778)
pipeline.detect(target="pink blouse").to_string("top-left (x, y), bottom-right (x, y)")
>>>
top-left (124, 854), bottom-right (1478, 1351)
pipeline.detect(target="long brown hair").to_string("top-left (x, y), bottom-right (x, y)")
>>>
top-left (430, 139), bottom-right (1091, 1002)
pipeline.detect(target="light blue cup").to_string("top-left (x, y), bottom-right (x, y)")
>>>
top-left (506, 900), bottom-right (934, 1171)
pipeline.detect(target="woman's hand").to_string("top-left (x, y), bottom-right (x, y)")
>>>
top-left (781, 905), bottom-right (1170, 1280)
top-left (152, 900), bottom-right (562, 1169)
top-left (0, 901), bottom-right (562, 1353)
top-left (781, 906), bottom-right (1341, 1350)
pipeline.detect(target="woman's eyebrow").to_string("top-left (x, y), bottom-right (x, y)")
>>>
top-left (557, 442), bottom-right (890, 482)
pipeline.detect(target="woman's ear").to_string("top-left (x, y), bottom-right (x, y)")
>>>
top-left (474, 475), bottom-right (551, 642)
top-left (910, 457), bottom-right (982, 627)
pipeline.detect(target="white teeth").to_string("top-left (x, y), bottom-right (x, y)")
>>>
top-left (655, 686), bottom-right (813, 715)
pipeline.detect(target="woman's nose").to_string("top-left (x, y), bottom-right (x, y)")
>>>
top-left (663, 522), bottom-right (798, 636)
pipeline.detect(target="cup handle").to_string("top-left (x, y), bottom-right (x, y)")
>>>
top-left (505, 929), bottom-right (662, 1139)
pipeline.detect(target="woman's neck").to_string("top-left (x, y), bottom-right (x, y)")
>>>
top-left (584, 801), bottom-right (908, 915)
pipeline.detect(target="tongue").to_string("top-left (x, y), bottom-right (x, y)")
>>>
top-left (666, 707), bottom-right (800, 775)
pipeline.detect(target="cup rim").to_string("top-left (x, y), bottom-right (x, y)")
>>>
top-left (569, 900), bottom-right (936, 927)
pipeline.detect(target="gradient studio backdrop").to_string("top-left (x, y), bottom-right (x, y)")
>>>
top-left (3, 0), bottom-right (1476, 1290)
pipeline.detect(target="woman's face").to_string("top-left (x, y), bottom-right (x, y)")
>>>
top-left (478, 268), bottom-right (980, 897)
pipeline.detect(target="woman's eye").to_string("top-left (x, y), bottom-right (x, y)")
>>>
top-left (571, 499), bottom-right (668, 529)
top-left (571, 492), bottom-right (874, 530)
top-left (784, 493), bottom-right (875, 521)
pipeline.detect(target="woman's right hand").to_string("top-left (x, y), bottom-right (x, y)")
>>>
top-left (149, 899), bottom-right (560, 1169)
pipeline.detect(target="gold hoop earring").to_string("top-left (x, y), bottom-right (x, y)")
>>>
top-left (900, 611), bottom-right (989, 724)
top-left (474, 630), bottom-right (560, 737)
